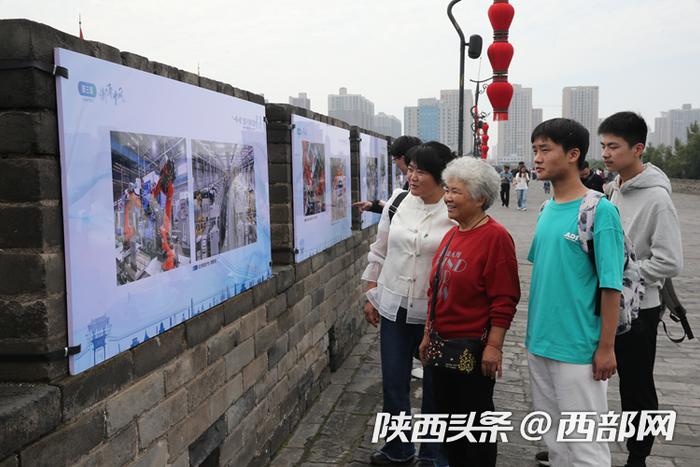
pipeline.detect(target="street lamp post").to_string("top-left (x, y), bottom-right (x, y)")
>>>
top-left (447, 0), bottom-right (482, 157)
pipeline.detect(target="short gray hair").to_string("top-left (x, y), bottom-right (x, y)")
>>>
top-left (442, 157), bottom-right (501, 210)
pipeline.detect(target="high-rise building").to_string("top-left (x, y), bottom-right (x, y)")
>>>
top-left (289, 92), bottom-right (311, 110)
top-left (417, 98), bottom-right (440, 142)
top-left (328, 87), bottom-right (375, 130)
top-left (374, 112), bottom-right (402, 139)
top-left (653, 113), bottom-right (670, 147)
top-left (404, 106), bottom-right (419, 137)
top-left (652, 104), bottom-right (700, 146)
top-left (497, 84), bottom-right (533, 166)
top-left (532, 108), bottom-right (543, 128)
top-left (439, 89), bottom-right (474, 154)
top-left (562, 86), bottom-right (600, 160)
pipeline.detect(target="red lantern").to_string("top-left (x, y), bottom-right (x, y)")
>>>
top-left (482, 134), bottom-right (490, 144)
top-left (487, 42), bottom-right (514, 74)
top-left (488, 1), bottom-right (515, 32)
top-left (486, 79), bottom-right (513, 121)
top-left (482, 122), bottom-right (489, 132)
top-left (486, 0), bottom-right (514, 121)
top-left (481, 145), bottom-right (489, 159)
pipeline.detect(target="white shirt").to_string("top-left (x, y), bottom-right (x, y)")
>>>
top-left (362, 189), bottom-right (457, 324)
top-left (514, 172), bottom-right (530, 190)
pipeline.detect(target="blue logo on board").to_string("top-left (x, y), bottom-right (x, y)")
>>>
top-left (78, 81), bottom-right (97, 98)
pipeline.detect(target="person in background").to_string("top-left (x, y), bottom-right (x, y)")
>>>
top-left (362, 142), bottom-right (455, 466)
top-left (579, 160), bottom-right (605, 193)
top-left (419, 157), bottom-right (520, 466)
top-left (600, 111), bottom-right (683, 467)
top-left (499, 164), bottom-right (512, 207)
top-left (513, 165), bottom-right (530, 210)
top-left (354, 135), bottom-right (422, 213)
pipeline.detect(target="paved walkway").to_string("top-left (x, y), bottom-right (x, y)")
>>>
top-left (271, 182), bottom-right (700, 467)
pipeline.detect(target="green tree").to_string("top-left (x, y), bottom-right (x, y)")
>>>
top-left (643, 123), bottom-right (700, 180)
top-left (681, 122), bottom-right (700, 179)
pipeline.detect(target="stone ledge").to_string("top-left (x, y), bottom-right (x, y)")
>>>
top-left (671, 178), bottom-right (700, 195)
top-left (0, 383), bottom-right (61, 459)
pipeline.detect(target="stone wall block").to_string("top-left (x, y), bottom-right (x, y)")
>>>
top-left (105, 371), bottom-right (164, 436)
top-left (185, 305), bottom-right (224, 348)
top-left (163, 345), bottom-right (207, 395)
top-left (120, 52), bottom-right (150, 72)
top-left (19, 407), bottom-right (105, 467)
top-left (0, 384), bottom-right (61, 460)
top-left (0, 157), bottom-right (61, 202)
top-left (224, 337), bottom-right (254, 379)
top-left (222, 289), bottom-right (254, 325)
top-left (0, 110), bottom-right (58, 155)
top-left (132, 325), bottom-right (186, 378)
top-left (137, 389), bottom-right (188, 449)
top-left (55, 350), bottom-right (134, 420)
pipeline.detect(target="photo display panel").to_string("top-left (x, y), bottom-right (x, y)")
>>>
top-left (291, 115), bottom-right (351, 262)
top-left (54, 48), bottom-right (272, 374)
top-left (360, 133), bottom-right (389, 229)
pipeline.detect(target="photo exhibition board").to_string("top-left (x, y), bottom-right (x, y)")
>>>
top-left (54, 48), bottom-right (272, 374)
top-left (359, 133), bottom-right (389, 229)
top-left (290, 115), bottom-right (351, 262)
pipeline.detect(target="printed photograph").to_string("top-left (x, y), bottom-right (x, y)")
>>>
top-left (330, 157), bottom-right (348, 222)
top-left (192, 140), bottom-right (257, 261)
top-left (302, 141), bottom-right (326, 216)
top-left (366, 157), bottom-right (379, 201)
top-left (380, 155), bottom-right (387, 199)
top-left (111, 131), bottom-right (190, 285)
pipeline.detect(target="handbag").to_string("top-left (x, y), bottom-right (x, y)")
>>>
top-left (424, 230), bottom-right (487, 374)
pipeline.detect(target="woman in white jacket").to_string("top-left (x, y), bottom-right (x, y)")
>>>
top-left (362, 142), bottom-right (455, 466)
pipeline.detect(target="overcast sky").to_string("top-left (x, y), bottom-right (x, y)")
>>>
top-left (3, 0), bottom-right (700, 134)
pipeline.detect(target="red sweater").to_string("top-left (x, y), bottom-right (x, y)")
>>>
top-left (428, 218), bottom-right (520, 339)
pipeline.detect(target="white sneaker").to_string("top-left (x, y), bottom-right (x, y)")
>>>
top-left (523, 207), bottom-right (527, 211)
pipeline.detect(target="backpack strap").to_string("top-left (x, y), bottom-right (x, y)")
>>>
top-left (577, 190), bottom-right (605, 316)
top-left (388, 190), bottom-right (409, 223)
top-left (660, 278), bottom-right (694, 343)
top-left (577, 190), bottom-right (605, 255)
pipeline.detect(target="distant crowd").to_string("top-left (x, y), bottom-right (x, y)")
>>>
top-left (496, 159), bottom-right (612, 211)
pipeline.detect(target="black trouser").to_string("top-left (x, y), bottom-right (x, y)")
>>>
top-left (500, 184), bottom-right (510, 207)
top-left (615, 306), bottom-right (662, 464)
top-left (432, 366), bottom-right (496, 467)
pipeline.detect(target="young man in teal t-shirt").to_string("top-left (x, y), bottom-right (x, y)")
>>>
top-left (528, 118), bottom-right (624, 467)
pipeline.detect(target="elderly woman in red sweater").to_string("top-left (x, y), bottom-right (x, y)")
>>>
top-left (419, 157), bottom-right (521, 467)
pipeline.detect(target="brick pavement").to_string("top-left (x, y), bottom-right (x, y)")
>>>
top-left (271, 182), bottom-right (700, 467)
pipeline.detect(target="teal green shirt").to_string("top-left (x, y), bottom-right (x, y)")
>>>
top-left (526, 196), bottom-right (624, 364)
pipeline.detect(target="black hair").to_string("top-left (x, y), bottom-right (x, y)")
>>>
top-left (389, 136), bottom-right (422, 164)
top-left (581, 160), bottom-right (590, 169)
top-left (531, 118), bottom-right (590, 169)
top-left (598, 111), bottom-right (647, 148)
top-left (406, 141), bottom-right (455, 184)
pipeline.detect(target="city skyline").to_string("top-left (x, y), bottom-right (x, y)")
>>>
top-left (303, 85), bottom-right (691, 158)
